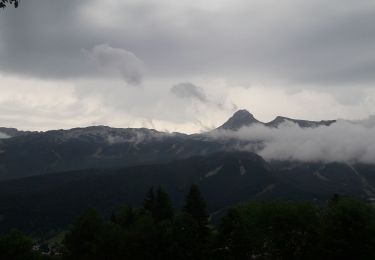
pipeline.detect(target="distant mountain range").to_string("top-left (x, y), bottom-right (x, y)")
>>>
top-left (2, 109), bottom-right (374, 235)
top-left (0, 127), bottom-right (32, 138)
top-left (0, 110), bottom-right (336, 180)
top-left (218, 109), bottom-right (336, 130)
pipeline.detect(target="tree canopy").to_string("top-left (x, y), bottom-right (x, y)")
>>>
top-left (3, 189), bottom-right (375, 260)
top-left (0, 0), bottom-right (19, 8)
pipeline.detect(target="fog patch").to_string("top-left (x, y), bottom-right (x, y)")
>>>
top-left (209, 120), bottom-right (375, 164)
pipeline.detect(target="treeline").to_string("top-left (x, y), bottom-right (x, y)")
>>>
top-left (2, 187), bottom-right (375, 260)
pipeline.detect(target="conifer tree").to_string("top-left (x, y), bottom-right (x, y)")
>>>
top-left (143, 187), bottom-right (155, 213)
top-left (110, 205), bottom-right (137, 228)
top-left (143, 186), bottom-right (174, 222)
top-left (63, 208), bottom-right (106, 260)
top-left (183, 184), bottom-right (209, 229)
top-left (154, 187), bottom-right (174, 222)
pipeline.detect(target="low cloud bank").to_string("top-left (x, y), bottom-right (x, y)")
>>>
top-left (209, 120), bottom-right (375, 164)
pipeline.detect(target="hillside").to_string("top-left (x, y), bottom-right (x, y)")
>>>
top-left (0, 110), bottom-right (337, 180)
top-left (1, 151), bottom-right (374, 234)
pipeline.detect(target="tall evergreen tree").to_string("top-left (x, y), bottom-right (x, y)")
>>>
top-left (110, 205), bottom-right (137, 229)
top-left (183, 184), bottom-right (209, 229)
top-left (143, 187), bottom-right (155, 213)
top-left (63, 208), bottom-right (106, 260)
top-left (154, 187), bottom-right (174, 222)
top-left (143, 186), bottom-right (174, 223)
top-left (170, 213), bottom-right (207, 260)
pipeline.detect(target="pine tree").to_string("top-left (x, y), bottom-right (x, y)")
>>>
top-left (111, 205), bottom-right (137, 228)
top-left (63, 208), bottom-right (106, 260)
top-left (183, 184), bottom-right (209, 229)
top-left (143, 186), bottom-right (174, 222)
top-left (154, 187), bottom-right (174, 222)
top-left (143, 187), bottom-right (155, 213)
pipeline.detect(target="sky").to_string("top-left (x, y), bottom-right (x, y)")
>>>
top-left (0, 0), bottom-right (375, 133)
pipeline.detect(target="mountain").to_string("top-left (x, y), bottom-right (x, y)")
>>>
top-left (216, 109), bottom-right (336, 130)
top-left (217, 109), bottom-right (261, 130)
top-left (0, 151), bottom-right (374, 234)
top-left (0, 110), bottom-right (338, 180)
top-left (0, 126), bottom-right (225, 180)
top-left (265, 116), bottom-right (336, 128)
top-left (0, 127), bottom-right (32, 138)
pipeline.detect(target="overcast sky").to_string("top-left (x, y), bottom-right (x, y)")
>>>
top-left (0, 0), bottom-right (375, 133)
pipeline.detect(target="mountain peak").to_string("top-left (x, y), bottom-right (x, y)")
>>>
top-left (218, 109), bottom-right (260, 131)
top-left (233, 109), bottom-right (254, 118)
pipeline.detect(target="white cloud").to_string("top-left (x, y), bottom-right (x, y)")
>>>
top-left (210, 120), bottom-right (375, 164)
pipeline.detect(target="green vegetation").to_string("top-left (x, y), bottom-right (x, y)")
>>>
top-left (0, 229), bottom-right (57, 260)
top-left (2, 189), bottom-right (375, 259)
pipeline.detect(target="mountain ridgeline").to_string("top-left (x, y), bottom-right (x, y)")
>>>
top-left (0, 110), bottom-right (335, 180)
top-left (2, 110), bottom-right (374, 235)
top-left (218, 109), bottom-right (335, 130)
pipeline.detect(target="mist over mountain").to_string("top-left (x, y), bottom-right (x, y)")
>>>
top-left (0, 127), bottom-right (31, 138)
top-left (1, 109), bottom-right (374, 181)
top-left (1, 110), bottom-right (375, 235)
top-left (217, 109), bottom-right (336, 130)
top-left (208, 110), bottom-right (375, 164)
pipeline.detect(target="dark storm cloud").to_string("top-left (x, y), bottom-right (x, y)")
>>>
top-left (0, 0), bottom-right (92, 78)
top-left (0, 0), bottom-right (374, 87)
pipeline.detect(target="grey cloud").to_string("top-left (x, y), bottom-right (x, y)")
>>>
top-left (85, 44), bottom-right (144, 85)
top-left (0, 0), bottom-right (374, 88)
top-left (169, 82), bottom-right (238, 115)
top-left (170, 82), bottom-right (207, 102)
top-left (1, 0), bottom-right (375, 135)
top-left (0, 0), bottom-right (93, 78)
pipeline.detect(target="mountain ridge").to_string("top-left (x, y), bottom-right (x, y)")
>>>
top-left (0, 109), bottom-right (337, 137)
top-left (0, 109), bottom-right (340, 180)
top-left (217, 109), bottom-right (336, 131)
